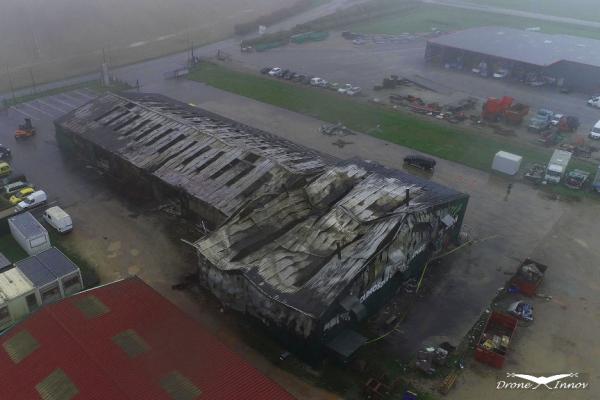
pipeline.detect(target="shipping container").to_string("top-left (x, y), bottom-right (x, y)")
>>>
top-left (0, 268), bottom-right (37, 330)
top-left (16, 247), bottom-right (83, 305)
top-left (8, 212), bottom-right (50, 255)
top-left (492, 151), bottom-right (522, 175)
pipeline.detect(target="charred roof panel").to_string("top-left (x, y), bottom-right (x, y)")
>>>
top-left (56, 93), bottom-right (329, 218)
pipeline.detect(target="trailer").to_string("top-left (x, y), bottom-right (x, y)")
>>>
top-left (544, 149), bottom-right (572, 183)
top-left (474, 311), bottom-right (518, 369)
top-left (491, 151), bottom-right (522, 175)
top-left (508, 258), bottom-right (548, 297)
top-left (8, 212), bottom-right (50, 256)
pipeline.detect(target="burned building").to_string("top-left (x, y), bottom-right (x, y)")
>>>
top-left (55, 93), bottom-right (468, 358)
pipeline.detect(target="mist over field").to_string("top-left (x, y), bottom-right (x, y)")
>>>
top-left (0, 0), bottom-right (297, 89)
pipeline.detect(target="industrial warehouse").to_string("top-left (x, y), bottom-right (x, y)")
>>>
top-left (426, 26), bottom-right (600, 93)
top-left (55, 92), bottom-right (468, 357)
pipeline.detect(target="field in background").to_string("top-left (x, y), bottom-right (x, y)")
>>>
top-left (188, 63), bottom-right (596, 182)
top-left (0, 0), bottom-right (299, 92)
top-left (469, 0), bottom-right (600, 22)
top-left (349, 4), bottom-right (600, 38)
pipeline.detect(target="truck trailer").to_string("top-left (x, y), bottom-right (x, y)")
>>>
top-left (8, 212), bottom-right (51, 256)
top-left (544, 150), bottom-right (572, 183)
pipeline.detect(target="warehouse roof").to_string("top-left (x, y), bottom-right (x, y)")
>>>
top-left (16, 247), bottom-right (79, 288)
top-left (0, 268), bottom-right (34, 304)
top-left (0, 277), bottom-right (295, 400)
top-left (8, 212), bottom-right (47, 238)
top-left (56, 92), bottom-right (329, 219)
top-left (428, 26), bottom-right (600, 67)
top-left (197, 159), bottom-right (466, 317)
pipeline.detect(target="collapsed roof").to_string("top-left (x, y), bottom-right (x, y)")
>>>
top-left (56, 92), bottom-right (329, 219)
top-left (196, 159), bottom-right (466, 318)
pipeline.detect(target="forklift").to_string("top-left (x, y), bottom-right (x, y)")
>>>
top-left (15, 118), bottom-right (36, 140)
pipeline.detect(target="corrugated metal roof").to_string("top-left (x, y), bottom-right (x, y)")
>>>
top-left (428, 26), bottom-right (600, 68)
top-left (0, 277), bottom-right (296, 400)
top-left (0, 268), bottom-right (34, 303)
top-left (8, 212), bottom-right (47, 238)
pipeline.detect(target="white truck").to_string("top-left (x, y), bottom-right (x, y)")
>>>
top-left (544, 150), bottom-right (572, 183)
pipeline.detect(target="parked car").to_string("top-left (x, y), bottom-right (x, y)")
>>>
top-left (260, 66), bottom-right (272, 75)
top-left (492, 68), bottom-right (510, 79)
top-left (310, 77), bottom-right (327, 87)
top-left (528, 109), bottom-right (554, 132)
top-left (403, 155), bottom-right (436, 171)
top-left (338, 83), bottom-right (353, 94)
top-left (550, 113), bottom-right (564, 126)
top-left (587, 96), bottom-right (600, 108)
top-left (590, 120), bottom-right (600, 140)
top-left (280, 69), bottom-right (290, 78)
top-left (0, 162), bottom-right (11, 177)
top-left (286, 72), bottom-right (297, 81)
top-left (43, 206), bottom-right (73, 233)
top-left (16, 190), bottom-right (47, 210)
top-left (268, 67), bottom-right (282, 77)
top-left (3, 181), bottom-right (29, 195)
top-left (347, 86), bottom-right (362, 96)
top-left (0, 145), bottom-right (11, 160)
top-left (9, 187), bottom-right (34, 205)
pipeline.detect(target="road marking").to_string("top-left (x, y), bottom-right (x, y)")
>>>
top-left (21, 102), bottom-right (58, 118)
top-left (10, 106), bottom-right (34, 119)
top-left (60, 92), bottom-right (87, 104)
top-left (50, 94), bottom-right (78, 109)
top-left (34, 99), bottom-right (69, 114)
top-left (75, 89), bottom-right (97, 99)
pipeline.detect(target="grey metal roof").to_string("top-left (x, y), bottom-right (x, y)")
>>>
top-left (9, 213), bottom-right (46, 238)
top-left (35, 248), bottom-right (79, 277)
top-left (428, 26), bottom-right (600, 67)
top-left (16, 257), bottom-right (56, 287)
top-left (15, 247), bottom-right (79, 287)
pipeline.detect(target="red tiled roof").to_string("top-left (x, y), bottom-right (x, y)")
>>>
top-left (0, 277), bottom-right (296, 400)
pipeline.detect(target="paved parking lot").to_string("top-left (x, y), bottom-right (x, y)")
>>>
top-left (7, 88), bottom-right (97, 121)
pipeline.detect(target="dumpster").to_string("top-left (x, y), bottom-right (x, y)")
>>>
top-left (475, 311), bottom-right (518, 369)
top-left (508, 258), bottom-right (547, 297)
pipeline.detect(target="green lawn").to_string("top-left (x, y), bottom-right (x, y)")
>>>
top-left (0, 234), bottom-right (28, 263)
top-left (469, 0), bottom-right (600, 22)
top-left (348, 4), bottom-right (600, 40)
top-left (188, 63), bottom-right (597, 178)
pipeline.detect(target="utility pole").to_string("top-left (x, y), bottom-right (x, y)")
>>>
top-left (5, 66), bottom-right (16, 102)
top-left (29, 68), bottom-right (37, 94)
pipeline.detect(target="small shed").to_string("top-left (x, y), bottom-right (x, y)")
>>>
top-left (0, 268), bottom-right (37, 330)
top-left (8, 212), bottom-right (51, 256)
top-left (15, 248), bottom-right (83, 305)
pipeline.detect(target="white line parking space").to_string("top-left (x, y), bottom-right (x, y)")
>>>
top-left (33, 99), bottom-right (69, 114)
top-left (20, 102), bottom-right (57, 118)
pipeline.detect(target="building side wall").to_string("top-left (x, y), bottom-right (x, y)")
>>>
top-left (55, 124), bottom-right (226, 227)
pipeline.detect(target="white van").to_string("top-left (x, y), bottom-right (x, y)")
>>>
top-left (16, 190), bottom-right (47, 210)
top-left (43, 206), bottom-right (73, 233)
top-left (590, 120), bottom-right (600, 140)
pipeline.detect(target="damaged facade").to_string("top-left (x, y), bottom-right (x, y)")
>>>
top-left (55, 93), bottom-right (468, 356)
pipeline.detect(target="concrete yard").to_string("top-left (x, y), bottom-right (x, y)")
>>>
top-left (147, 78), bottom-right (600, 398)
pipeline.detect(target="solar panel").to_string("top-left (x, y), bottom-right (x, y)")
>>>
top-left (36, 369), bottom-right (79, 400)
top-left (2, 330), bottom-right (39, 364)
top-left (160, 371), bottom-right (201, 400)
top-left (74, 296), bottom-right (109, 318)
top-left (112, 329), bottom-right (149, 358)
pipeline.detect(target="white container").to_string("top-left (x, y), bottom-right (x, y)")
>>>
top-left (0, 268), bottom-right (37, 330)
top-left (492, 151), bottom-right (522, 175)
top-left (8, 212), bottom-right (51, 256)
top-left (43, 206), bottom-right (73, 233)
